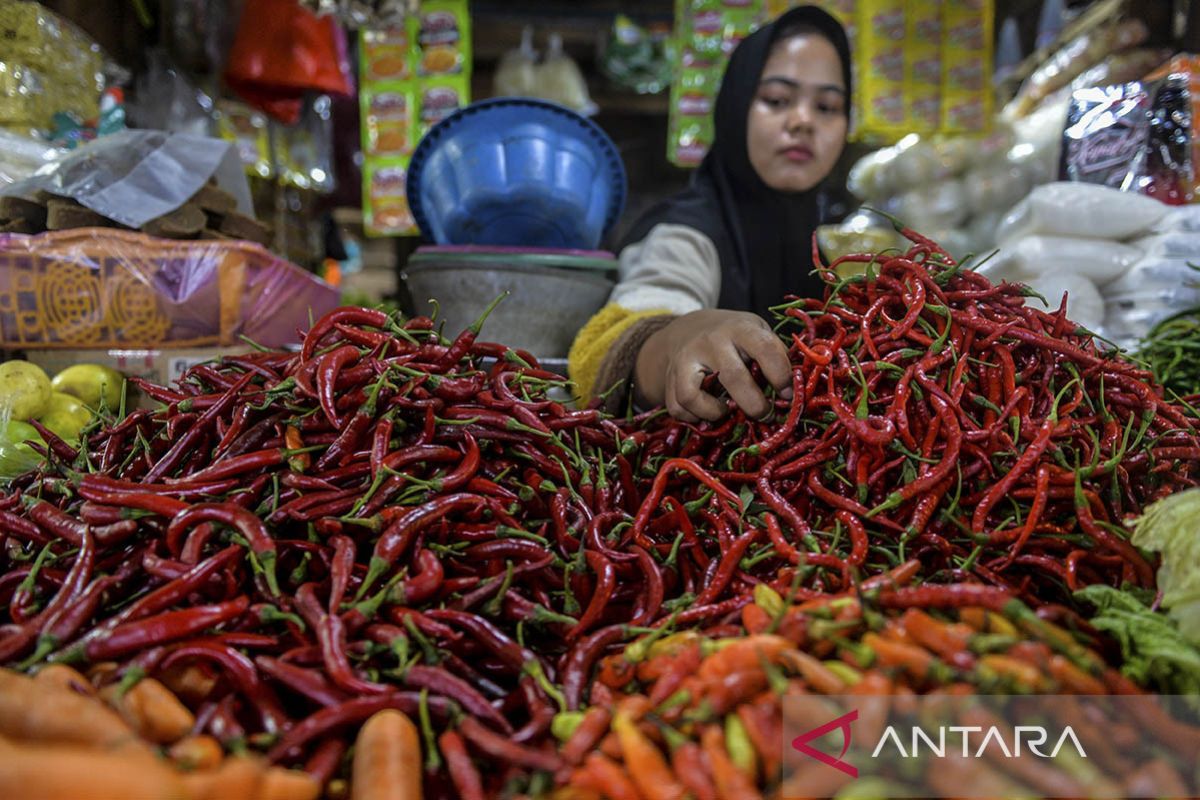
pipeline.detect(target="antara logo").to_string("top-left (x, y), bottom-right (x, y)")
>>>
top-left (871, 725), bottom-right (1088, 759)
top-left (791, 709), bottom-right (859, 778)
top-left (791, 710), bottom-right (1089, 776)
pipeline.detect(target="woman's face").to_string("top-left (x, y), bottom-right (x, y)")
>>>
top-left (746, 33), bottom-right (848, 193)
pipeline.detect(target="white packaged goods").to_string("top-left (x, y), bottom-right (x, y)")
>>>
top-left (897, 179), bottom-right (969, 231)
top-left (995, 182), bottom-right (1169, 244)
top-left (997, 234), bottom-right (1141, 285)
top-left (1130, 233), bottom-right (1200, 259)
top-left (1153, 206), bottom-right (1200, 233)
top-left (1024, 271), bottom-right (1105, 330)
top-left (964, 163), bottom-right (1031, 217)
top-left (1105, 288), bottom-right (1200, 345)
top-left (1104, 257), bottom-right (1200, 297)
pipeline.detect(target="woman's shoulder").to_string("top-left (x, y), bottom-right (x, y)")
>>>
top-left (620, 221), bottom-right (718, 259)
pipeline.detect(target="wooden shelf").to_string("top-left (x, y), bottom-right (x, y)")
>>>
top-left (593, 90), bottom-right (670, 116)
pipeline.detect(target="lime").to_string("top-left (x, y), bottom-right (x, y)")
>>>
top-left (51, 363), bottom-right (125, 412)
top-left (38, 392), bottom-right (93, 445)
top-left (0, 360), bottom-right (52, 421)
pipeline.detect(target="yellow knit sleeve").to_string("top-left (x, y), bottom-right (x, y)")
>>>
top-left (568, 304), bottom-right (671, 404)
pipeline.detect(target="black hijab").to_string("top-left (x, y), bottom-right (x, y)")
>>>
top-left (619, 6), bottom-right (852, 319)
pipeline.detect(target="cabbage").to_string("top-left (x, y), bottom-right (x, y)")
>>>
top-left (1130, 488), bottom-right (1200, 643)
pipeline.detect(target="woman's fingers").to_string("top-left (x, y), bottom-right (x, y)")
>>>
top-left (713, 344), bottom-right (771, 420)
top-left (667, 359), bottom-right (726, 422)
top-left (734, 323), bottom-right (794, 397)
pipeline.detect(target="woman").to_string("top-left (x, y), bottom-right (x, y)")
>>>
top-left (569, 5), bottom-right (851, 421)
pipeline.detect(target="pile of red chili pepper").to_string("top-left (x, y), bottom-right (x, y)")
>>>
top-left (627, 225), bottom-right (1200, 610)
top-left (0, 222), bottom-right (1198, 798)
top-left (0, 299), bottom-right (821, 798)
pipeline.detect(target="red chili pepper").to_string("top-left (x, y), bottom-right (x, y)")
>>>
top-left (440, 729), bottom-right (486, 800)
top-left (85, 595), bottom-right (249, 661)
top-left (458, 715), bottom-right (563, 773)
top-left (294, 583), bottom-right (387, 695)
top-left (403, 664), bottom-right (512, 733)
top-left (160, 639), bottom-right (289, 733)
top-left (303, 739), bottom-right (348, 787)
top-left (267, 692), bottom-right (452, 763)
top-left (168, 503), bottom-right (279, 596)
top-left (301, 305), bottom-right (392, 361)
top-left (563, 624), bottom-right (627, 710)
top-left (315, 345), bottom-right (362, 428)
top-left (255, 655), bottom-right (349, 708)
top-left (568, 551), bottom-right (616, 640)
top-left (363, 493), bottom-right (486, 596)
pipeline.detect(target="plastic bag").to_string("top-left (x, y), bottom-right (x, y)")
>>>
top-left (0, 129), bottom-right (252, 229)
top-left (996, 182), bottom-right (1169, 244)
top-left (1131, 233), bottom-right (1200, 259)
top-left (0, 0), bottom-right (106, 134)
top-left (0, 228), bottom-right (337, 349)
top-left (964, 163), bottom-right (1030, 216)
top-left (601, 15), bottom-right (672, 95)
top-left (533, 34), bottom-right (597, 116)
top-left (1154, 206), bottom-right (1200, 233)
top-left (224, 0), bottom-right (353, 124)
top-left (1104, 285), bottom-right (1200, 345)
top-left (1024, 270), bottom-right (1105, 330)
top-left (0, 130), bottom-right (66, 188)
top-left (999, 234), bottom-right (1141, 286)
top-left (494, 26), bottom-right (538, 97)
top-left (897, 179), bottom-right (969, 230)
top-left (127, 50), bottom-right (215, 137)
top-left (1104, 257), bottom-right (1200, 297)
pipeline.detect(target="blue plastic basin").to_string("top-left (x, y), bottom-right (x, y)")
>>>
top-left (407, 98), bottom-right (627, 250)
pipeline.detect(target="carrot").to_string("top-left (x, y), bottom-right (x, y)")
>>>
top-left (183, 755), bottom-right (265, 800)
top-left (85, 661), bottom-right (120, 685)
top-left (698, 635), bottom-right (791, 681)
top-left (33, 664), bottom-right (94, 696)
top-left (573, 753), bottom-right (642, 800)
top-left (613, 711), bottom-right (685, 800)
top-left (0, 668), bottom-right (145, 752)
top-left (0, 741), bottom-right (188, 800)
top-left (700, 725), bottom-right (761, 800)
top-left (258, 767), bottom-right (321, 800)
top-left (169, 734), bottom-right (224, 771)
top-left (101, 676), bottom-right (196, 744)
top-left (158, 662), bottom-right (218, 704)
top-left (351, 709), bottom-right (421, 800)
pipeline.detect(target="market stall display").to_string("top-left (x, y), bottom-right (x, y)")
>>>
top-left (359, 0), bottom-right (472, 236)
top-left (3, 222), bottom-right (1200, 798)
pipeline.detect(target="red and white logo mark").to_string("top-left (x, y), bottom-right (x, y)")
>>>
top-left (791, 709), bottom-right (859, 778)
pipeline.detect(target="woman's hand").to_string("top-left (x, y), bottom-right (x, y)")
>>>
top-left (634, 309), bottom-right (792, 422)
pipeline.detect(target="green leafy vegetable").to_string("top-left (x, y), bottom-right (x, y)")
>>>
top-left (1128, 488), bottom-right (1200, 643)
top-left (1075, 585), bottom-right (1200, 698)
